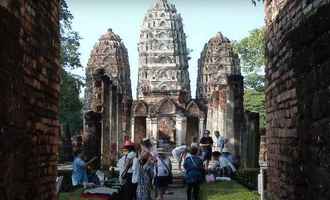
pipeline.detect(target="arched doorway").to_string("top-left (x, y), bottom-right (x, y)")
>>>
top-left (132, 101), bottom-right (148, 143)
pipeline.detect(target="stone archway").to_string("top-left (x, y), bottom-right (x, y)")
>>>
top-left (186, 117), bottom-right (199, 145)
top-left (157, 98), bottom-right (177, 142)
top-left (158, 116), bottom-right (176, 142)
top-left (186, 101), bottom-right (205, 144)
top-left (132, 101), bottom-right (148, 143)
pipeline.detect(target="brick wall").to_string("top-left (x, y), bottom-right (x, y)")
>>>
top-left (0, 0), bottom-right (60, 200)
top-left (265, 0), bottom-right (330, 199)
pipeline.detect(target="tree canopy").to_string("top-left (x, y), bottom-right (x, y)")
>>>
top-left (234, 27), bottom-right (266, 128)
top-left (59, 0), bottom-right (83, 136)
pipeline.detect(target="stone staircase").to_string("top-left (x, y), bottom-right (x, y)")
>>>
top-left (156, 143), bottom-right (185, 188)
top-left (169, 156), bottom-right (185, 188)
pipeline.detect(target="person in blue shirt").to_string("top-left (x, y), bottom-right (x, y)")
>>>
top-left (184, 146), bottom-right (205, 200)
top-left (71, 151), bottom-right (97, 188)
top-left (72, 151), bottom-right (88, 187)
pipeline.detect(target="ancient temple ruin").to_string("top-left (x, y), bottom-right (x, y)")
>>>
top-left (83, 0), bottom-right (258, 166)
top-left (131, 0), bottom-right (204, 145)
top-left (196, 32), bottom-right (244, 155)
top-left (84, 29), bottom-right (132, 167)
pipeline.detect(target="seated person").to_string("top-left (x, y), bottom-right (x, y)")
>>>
top-left (208, 151), bottom-right (221, 176)
top-left (219, 150), bottom-right (236, 177)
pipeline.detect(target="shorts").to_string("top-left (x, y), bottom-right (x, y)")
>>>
top-left (201, 149), bottom-right (212, 161)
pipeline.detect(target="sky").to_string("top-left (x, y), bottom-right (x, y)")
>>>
top-left (67, 0), bottom-right (265, 99)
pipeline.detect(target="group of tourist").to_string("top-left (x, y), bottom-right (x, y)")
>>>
top-left (71, 130), bottom-right (238, 200)
top-left (118, 138), bottom-right (174, 200)
top-left (171, 130), bottom-right (239, 200)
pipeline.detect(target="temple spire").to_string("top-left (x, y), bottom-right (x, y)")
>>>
top-left (153, 0), bottom-right (171, 10)
top-left (138, 0), bottom-right (191, 102)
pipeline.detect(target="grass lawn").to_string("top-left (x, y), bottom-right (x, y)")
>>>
top-left (59, 189), bottom-right (83, 200)
top-left (200, 181), bottom-right (260, 200)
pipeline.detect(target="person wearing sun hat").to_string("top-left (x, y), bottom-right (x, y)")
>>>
top-left (219, 148), bottom-right (236, 177)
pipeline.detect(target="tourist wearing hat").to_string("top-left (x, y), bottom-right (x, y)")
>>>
top-left (155, 148), bottom-right (172, 200)
top-left (219, 148), bottom-right (236, 177)
top-left (200, 130), bottom-right (214, 169)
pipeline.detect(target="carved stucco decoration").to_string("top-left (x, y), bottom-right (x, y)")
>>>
top-left (186, 101), bottom-right (205, 118)
top-left (86, 28), bottom-right (132, 99)
top-left (134, 101), bottom-right (148, 116)
top-left (157, 98), bottom-right (176, 115)
top-left (196, 32), bottom-right (240, 102)
top-left (137, 0), bottom-right (191, 101)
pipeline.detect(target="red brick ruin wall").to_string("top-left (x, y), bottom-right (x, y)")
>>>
top-left (0, 1), bottom-right (60, 200)
top-left (265, 1), bottom-right (330, 199)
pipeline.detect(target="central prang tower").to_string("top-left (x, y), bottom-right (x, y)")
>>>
top-left (137, 0), bottom-right (191, 103)
top-left (132, 0), bottom-right (204, 146)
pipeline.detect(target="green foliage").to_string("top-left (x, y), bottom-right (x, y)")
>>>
top-left (234, 27), bottom-right (265, 92)
top-left (60, 0), bottom-right (82, 70)
top-left (244, 89), bottom-right (266, 128)
top-left (200, 181), bottom-right (260, 200)
top-left (59, 0), bottom-right (83, 136)
top-left (244, 73), bottom-right (265, 93)
top-left (59, 71), bottom-right (83, 135)
top-left (234, 27), bottom-right (266, 128)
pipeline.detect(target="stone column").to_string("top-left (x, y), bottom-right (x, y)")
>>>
top-left (258, 161), bottom-right (268, 200)
top-left (151, 118), bottom-right (158, 140)
top-left (199, 118), bottom-right (205, 139)
top-left (100, 77), bottom-right (112, 168)
top-left (131, 117), bottom-right (135, 142)
top-left (176, 114), bottom-right (187, 146)
top-left (146, 117), bottom-right (152, 138)
top-left (116, 93), bottom-right (120, 159)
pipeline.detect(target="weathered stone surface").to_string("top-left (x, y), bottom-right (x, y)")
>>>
top-left (132, 0), bottom-right (204, 145)
top-left (241, 111), bottom-right (260, 168)
top-left (264, 1), bottom-right (330, 199)
top-left (0, 0), bottom-right (60, 199)
top-left (137, 0), bottom-right (191, 103)
top-left (196, 32), bottom-right (244, 155)
top-left (84, 29), bottom-right (132, 167)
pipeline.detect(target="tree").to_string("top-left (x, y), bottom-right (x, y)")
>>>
top-left (234, 27), bottom-right (266, 128)
top-left (60, 0), bottom-right (82, 70)
top-left (244, 89), bottom-right (266, 128)
top-left (59, 0), bottom-right (83, 135)
top-left (234, 27), bottom-right (265, 91)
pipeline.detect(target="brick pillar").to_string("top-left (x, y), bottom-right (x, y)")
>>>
top-left (0, 1), bottom-right (60, 199)
top-left (265, 1), bottom-right (330, 199)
